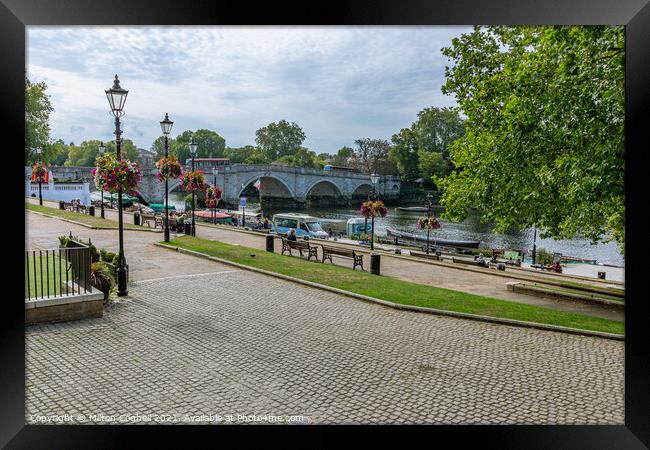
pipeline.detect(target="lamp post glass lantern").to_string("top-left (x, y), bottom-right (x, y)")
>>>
top-left (35, 147), bottom-right (43, 205)
top-left (189, 137), bottom-right (198, 236)
top-left (160, 113), bottom-right (173, 242)
top-left (98, 141), bottom-right (105, 218)
top-left (105, 74), bottom-right (129, 297)
top-left (370, 172), bottom-right (379, 251)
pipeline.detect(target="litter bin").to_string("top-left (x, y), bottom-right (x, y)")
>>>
top-left (133, 211), bottom-right (141, 226)
top-left (370, 253), bottom-right (381, 275)
top-left (497, 263), bottom-right (506, 271)
top-left (59, 201), bottom-right (65, 210)
top-left (88, 206), bottom-right (95, 216)
top-left (598, 271), bottom-right (606, 280)
top-left (266, 234), bottom-right (275, 253)
top-left (184, 222), bottom-right (192, 235)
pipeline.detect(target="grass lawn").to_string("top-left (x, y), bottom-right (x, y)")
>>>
top-left (26, 203), bottom-right (147, 230)
top-left (25, 253), bottom-right (72, 298)
top-left (166, 236), bottom-right (624, 335)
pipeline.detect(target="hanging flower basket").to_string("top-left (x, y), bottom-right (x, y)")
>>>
top-left (92, 153), bottom-right (141, 195)
top-left (32, 162), bottom-right (47, 182)
top-left (360, 200), bottom-right (388, 218)
top-left (180, 170), bottom-right (208, 192)
top-left (417, 216), bottom-right (441, 230)
top-left (155, 156), bottom-right (183, 181)
top-left (205, 185), bottom-right (223, 208)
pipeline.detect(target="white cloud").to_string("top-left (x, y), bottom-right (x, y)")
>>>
top-left (27, 26), bottom-right (470, 153)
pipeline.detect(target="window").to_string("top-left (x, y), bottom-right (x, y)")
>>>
top-left (306, 222), bottom-right (323, 232)
top-left (276, 218), bottom-right (298, 229)
top-left (299, 222), bottom-right (309, 232)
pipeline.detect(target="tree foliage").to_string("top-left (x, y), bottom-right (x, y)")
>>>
top-left (169, 129), bottom-right (226, 164)
top-left (390, 107), bottom-right (464, 182)
top-left (66, 139), bottom-right (141, 167)
top-left (255, 120), bottom-right (306, 162)
top-left (353, 138), bottom-right (396, 175)
top-left (25, 77), bottom-right (53, 164)
top-left (437, 25), bottom-right (624, 247)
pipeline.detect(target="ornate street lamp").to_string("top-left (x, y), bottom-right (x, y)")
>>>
top-left (426, 192), bottom-right (436, 254)
top-left (160, 113), bottom-right (174, 242)
top-left (370, 172), bottom-right (380, 251)
top-left (105, 74), bottom-right (129, 297)
top-left (188, 136), bottom-right (198, 236)
top-left (35, 147), bottom-right (43, 206)
top-left (98, 141), bottom-right (105, 218)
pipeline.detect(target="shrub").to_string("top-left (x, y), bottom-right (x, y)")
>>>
top-left (111, 254), bottom-right (119, 266)
top-left (58, 235), bottom-right (70, 247)
top-left (88, 243), bottom-right (100, 262)
top-left (100, 249), bottom-right (117, 263)
top-left (90, 262), bottom-right (114, 301)
top-left (536, 248), bottom-right (554, 265)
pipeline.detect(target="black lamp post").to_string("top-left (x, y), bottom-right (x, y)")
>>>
top-left (212, 167), bottom-right (218, 224)
top-left (160, 113), bottom-right (174, 242)
top-left (188, 137), bottom-right (198, 236)
top-left (105, 74), bottom-right (129, 297)
top-left (370, 172), bottom-right (380, 251)
top-left (532, 226), bottom-right (537, 265)
top-left (35, 147), bottom-right (43, 205)
top-left (98, 141), bottom-right (105, 218)
top-left (425, 192), bottom-right (433, 254)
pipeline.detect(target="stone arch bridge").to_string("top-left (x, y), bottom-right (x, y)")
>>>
top-left (30, 164), bottom-right (401, 206)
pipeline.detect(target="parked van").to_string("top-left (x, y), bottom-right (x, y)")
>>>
top-left (271, 213), bottom-right (329, 239)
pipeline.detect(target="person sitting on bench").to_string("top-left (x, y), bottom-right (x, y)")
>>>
top-left (287, 229), bottom-right (297, 241)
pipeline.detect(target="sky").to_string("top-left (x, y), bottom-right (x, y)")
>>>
top-left (27, 26), bottom-right (471, 154)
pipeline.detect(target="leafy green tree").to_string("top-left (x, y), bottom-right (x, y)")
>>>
top-left (45, 139), bottom-right (70, 166)
top-left (25, 77), bottom-right (53, 164)
top-left (170, 129), bottom-right (226, 164)
top-left (150, 136), bottom-right (167, 159)
top-left (243, 148), bottom-right (268, 164)
top-left (225, 145), bottom-right (259, 164)
top-left (390, 128), bottom-right (420, 181)
top-left (353, 138), bottom-right (395, 175)
top-left (255, 120), bottom-right (306, 161)
top-left (437, 25), bottom-right (624, 247)
top-left (332, 146), bottom-right (354, 166)
top-left (418, 150), bottom-right (448, 186)
top-left (413, 107), bottom-right (465, 159)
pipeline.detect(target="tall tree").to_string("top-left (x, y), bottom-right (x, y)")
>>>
top-left (353, 138), bottom-right (395, 175)
top-left (255, 120), bottom-right (306, 162)
top-left (25, 77), bottom-right (53, 164)
top-left (66, 139), bottom-right (141, 166)
top-left (413, 107), bottom-right (465, 159)
top-left (437, 25), bottom-right (624, 247)
top-left (332, 146), bottom-right (354, 166)
top-left (170, 129), bottom-right (226, 164)
top-left (390, 128), bottom-right (420, 181)
top-left (225, 145), bottom-right (259, 164)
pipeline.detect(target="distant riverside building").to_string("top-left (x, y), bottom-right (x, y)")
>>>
top-left (138, 148), bottom-right (156, 167)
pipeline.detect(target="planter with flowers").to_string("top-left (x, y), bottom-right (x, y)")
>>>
top-left (92, 153), bottom-right (141, 195)
top-left (416, 216), bottom-right (441, 231)
top-left (205, 185), bottom-right (223, 208)
top-left (32, 162), bottom-right (48, 182)
top-left (155, 156), bottom-right (183, 181)
top-left (180, 170), bottom-right (208, 192)
top-left (360, 200), bottom-right (388, 219)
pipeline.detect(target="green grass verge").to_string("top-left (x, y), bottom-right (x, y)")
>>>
top-left (166, 236), bottom-right (624, 335)
top-left (26, 203), bottom-right (146, 230)
top-left (524, 283), bottom-right (624, 303)
top-left (25, 253), bottom-right (71, 298)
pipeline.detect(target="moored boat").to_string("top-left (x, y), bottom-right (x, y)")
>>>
top-left (386, 227), bottom-right (480, 249)
top-left (396, 206), bottom-right (428, 213)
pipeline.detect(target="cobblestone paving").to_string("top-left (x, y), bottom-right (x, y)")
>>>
top-left (26, 271), bottom-right (624, 425)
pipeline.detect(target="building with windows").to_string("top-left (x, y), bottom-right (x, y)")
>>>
top-left (138, 148), bottom-right (156, 167)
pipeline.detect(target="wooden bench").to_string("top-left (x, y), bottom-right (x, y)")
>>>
top-left (141, 213), bottom-right (163, 229)
top-left (281, 237), bottom-right (318, 260)
top-left (320, 244), bottom-right (364, 270)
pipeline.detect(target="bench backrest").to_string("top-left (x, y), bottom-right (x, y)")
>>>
top-left (282, 237), bottom-right (309, 248)
top-left (321, 245), bottom-right (355, 257)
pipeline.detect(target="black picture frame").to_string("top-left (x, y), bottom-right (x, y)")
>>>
top-left (3, 0), bottom-right (648, 447)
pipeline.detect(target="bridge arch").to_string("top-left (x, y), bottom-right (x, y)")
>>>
top-left (350, 182), bottom-right (373, 199)
top-left (304, 179), bottom-right (344, 199)
top-left (238, 173), bottom-right (295, 198)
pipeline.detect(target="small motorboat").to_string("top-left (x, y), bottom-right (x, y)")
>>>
top-left (386, 227), bottom-right (480, 249)
top-left (396, 206), bottom-right (429, 213)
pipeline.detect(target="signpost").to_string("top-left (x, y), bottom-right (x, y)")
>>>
top-left (240, 197), bottom-right (247, 228)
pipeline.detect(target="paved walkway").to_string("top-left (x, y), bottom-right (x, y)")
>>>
top-left (25, 212), bottom-right (624, 425)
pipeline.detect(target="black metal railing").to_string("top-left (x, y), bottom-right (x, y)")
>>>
top-left (25, 242), bottom-right (91, 299)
